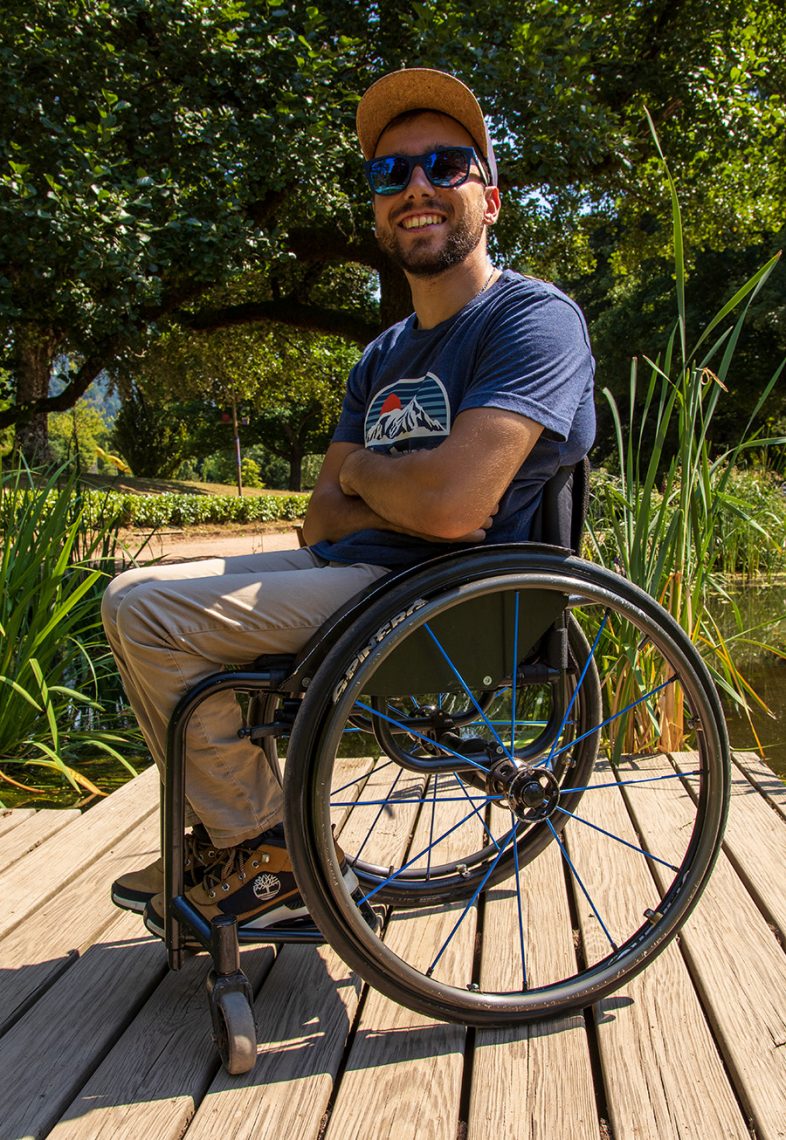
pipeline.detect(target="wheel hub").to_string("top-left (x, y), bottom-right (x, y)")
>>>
top-left (488, 758), bottom-right (560, 822)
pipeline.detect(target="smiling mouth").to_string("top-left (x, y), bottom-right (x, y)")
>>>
top-left (399, 213), bottom-right (445, 231)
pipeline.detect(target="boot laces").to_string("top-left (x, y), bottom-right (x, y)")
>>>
top-left (203, 839), bottom-right (262, 891)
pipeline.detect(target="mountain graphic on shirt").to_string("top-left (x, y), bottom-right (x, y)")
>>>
top-left (366, 395), bottom-right (447, 445)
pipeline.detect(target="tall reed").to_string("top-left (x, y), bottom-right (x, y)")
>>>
top-left (588, 115), bottom-right (786, 751)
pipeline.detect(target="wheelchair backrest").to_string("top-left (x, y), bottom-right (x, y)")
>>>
top-left (529, 455), bottom-right (589, 555)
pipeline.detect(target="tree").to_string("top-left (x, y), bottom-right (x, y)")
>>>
top-left (48, 401), bottom-right (112, 471)
top-left (111, 386), bottom-right (206, 478)
top-left (0, 0), bottom-right (361, 456)
top-left (2, 0), bottom-right (784, 456)
top-left (117, 319), bottom-right (354, 488)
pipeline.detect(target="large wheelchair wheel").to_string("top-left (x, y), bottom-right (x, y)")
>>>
top-left (283, 550), bottom-right (730, 1026)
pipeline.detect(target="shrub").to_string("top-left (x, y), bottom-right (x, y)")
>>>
top-left (0, 464), bottom-right (143, 803)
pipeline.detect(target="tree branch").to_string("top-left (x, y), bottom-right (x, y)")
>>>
top-left (286, 227), bottom-right (385, 270)
top-left (0, 354), bottom-right (108, 430)
top-left (181, 297), bottom-right (379, 345)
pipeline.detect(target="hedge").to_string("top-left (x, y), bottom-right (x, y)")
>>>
top-left (81, 489), bottom-right (310, 529)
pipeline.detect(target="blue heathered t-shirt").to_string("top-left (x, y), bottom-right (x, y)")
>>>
top-left (312, 270), bottom-right (596, 569)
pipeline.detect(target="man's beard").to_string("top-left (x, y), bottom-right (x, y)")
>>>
top-left (376, 200), bottom-right (486, 276)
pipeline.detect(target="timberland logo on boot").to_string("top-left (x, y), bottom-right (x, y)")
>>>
top-left (253, 873), bottom-right (281, 901)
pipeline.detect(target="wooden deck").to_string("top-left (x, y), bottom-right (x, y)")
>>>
top-left (1, 751), bottom-right (785, 1140)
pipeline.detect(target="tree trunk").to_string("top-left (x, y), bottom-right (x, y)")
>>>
top-left (288, 449), bottom-right (303, 492)
top-left (378, 261), bottom-right (413, 330)
top-left (12, 326), bottom-right (57, 464)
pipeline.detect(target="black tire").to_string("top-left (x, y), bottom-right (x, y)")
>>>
top-left (283, 550), bottom-right (729, 1026)
top-left (212, 989), bottom-right (257, 1075)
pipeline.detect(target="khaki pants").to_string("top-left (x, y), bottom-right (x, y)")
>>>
top-left (102, 548), bottom-right (388, 846)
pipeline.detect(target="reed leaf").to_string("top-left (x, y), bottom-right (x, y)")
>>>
top-left (0, 463), bottom-right (144, 804)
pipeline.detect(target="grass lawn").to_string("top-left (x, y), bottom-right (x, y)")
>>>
top-left (81, 473), bottom-right (299, 497)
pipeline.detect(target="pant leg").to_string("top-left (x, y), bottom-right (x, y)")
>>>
top-left (102, 549), bottom-right (388, 846)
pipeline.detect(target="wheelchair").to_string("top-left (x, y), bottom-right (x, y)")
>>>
top-left (162, 461), bottom-right (730, 1074)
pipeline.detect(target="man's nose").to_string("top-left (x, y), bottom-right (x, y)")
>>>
top-left (406, 161), bottom-right (434, 193)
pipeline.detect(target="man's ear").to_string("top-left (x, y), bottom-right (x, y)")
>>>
top-left (483, 186), bottom-right (501, 227)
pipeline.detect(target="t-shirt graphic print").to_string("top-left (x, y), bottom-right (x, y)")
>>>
top-left (364, 373), bottom-right (450, 453)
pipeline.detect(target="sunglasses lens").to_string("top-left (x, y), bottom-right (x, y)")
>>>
top-left (426, 148), bottom-right (472, 186)
top-left (368, 155), bottom-right (412, 195)
top-left (366, 148), bottom-right (477, 194)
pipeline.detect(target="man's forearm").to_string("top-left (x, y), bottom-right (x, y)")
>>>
top-left (300, 481), bottom-right (394, 545)
top-left (339, 447), bottom-right (476, 540)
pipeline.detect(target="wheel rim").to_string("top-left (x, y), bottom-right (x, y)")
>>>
top-left (287, 560), bottom-right (729, 1024)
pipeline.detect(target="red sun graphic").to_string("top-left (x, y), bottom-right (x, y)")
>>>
top-left (380, 393), bottom-right (402, 415)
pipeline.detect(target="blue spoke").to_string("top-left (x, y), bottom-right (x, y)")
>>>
top-left (451, 772), bottom-right (503, 850)
top-left (423, 623), bottom-right (512, 758)
top-left (331, 756), bottom-right (397, 797)
top-left (546, 673), bottom-right (679, 764)
top-left (427, 820), bottom-right (519, 978)
top-left (512, 810), bottom-right (527, 990)
top-left (546, 818), bottom-right (618, 951)
top-left (353, 766), bottom-right (405, 863)
top-left (357, 802), bottom-right (500, 905)
top-left (331, 793), bottom-right (504, 808)
top-left (546, 609), bottom-right (609, 765)
top-left (553, 805), bottom-right (680, 872)
top-left (511, 592), bottom-right (520, 753)
top-left (561, 769), bottom-right (699, 795)
top-left (352, 699), bottom-right (493, 774)
top-left (427, 774), bottom-right (438, 879)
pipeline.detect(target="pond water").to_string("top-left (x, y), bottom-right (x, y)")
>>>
top-left (721, 581), bottom-right (786, 778)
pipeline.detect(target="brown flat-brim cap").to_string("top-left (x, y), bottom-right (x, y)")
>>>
top-left (356, 67), bottom-right (498, 185)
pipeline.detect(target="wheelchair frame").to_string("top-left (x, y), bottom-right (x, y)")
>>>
top-left (160, 461), bottom-right (730, 1073)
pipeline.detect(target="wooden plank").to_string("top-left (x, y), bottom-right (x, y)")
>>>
top-left (0, 807), bottom-right (80, 872)
top-left (50, 946), bottom-right (275, 1140)
top-left (186, 760), bottom-right (389, 1139)
top-left (0, 807), bottom-right (36, 837)
top-left (0, 910), bottom-right (169, 1140)
top-left (0, 765), bottom-right (158, 941)
top-left (0, 810), bottom-right (160, 1036)
top-left (469, 840), bottom-right (599, 1139)
top-left (568, 757), bottom-right (750, 1140)
top-left (733, 750), bottom-right (786, 821)
top-left (325, 777), bottom-right (480, 1140)
top-left (187, 944), bottom-right (361, 1140)
top-left (675, 749), bottom-right (786, 941)
top-left (626, 753), bottom-right (786, 1140)
top-left (49, 763), bottom-right (369, 1140)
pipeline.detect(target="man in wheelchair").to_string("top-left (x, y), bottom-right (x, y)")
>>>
top-left (104, 68), bottom-right (595, 943)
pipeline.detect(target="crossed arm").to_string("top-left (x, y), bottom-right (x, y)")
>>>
top-left (301, 406), bottom-right (543, 547)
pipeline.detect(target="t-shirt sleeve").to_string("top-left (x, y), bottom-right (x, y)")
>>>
top-left (330, 359), bottom-right (367, 444)
top-left (459, 290), bottom-right (594, 441)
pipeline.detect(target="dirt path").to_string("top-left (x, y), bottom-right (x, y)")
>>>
top-left (118, 521), bottom-right (301, 563)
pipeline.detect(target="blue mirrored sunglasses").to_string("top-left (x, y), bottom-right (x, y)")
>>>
top-left (364, 146), bottom-right (489, 196)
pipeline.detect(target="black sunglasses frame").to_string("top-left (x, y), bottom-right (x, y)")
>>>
top-left (364, 146), bottom-right (489, 196)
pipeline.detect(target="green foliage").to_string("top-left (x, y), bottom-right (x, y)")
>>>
top-left (111, 386), bottom-right (204, 478)
top-left (3, 0), bottom-right (785, 445)
top-left (121, 321), bottom-right (355, 489)
top-left (240, 456), bottom-right (264, 489)
top-left (48, 401), bottom-right (112, 471)
top-left (0, 464), bottom-right (143, 803)
top-left (81, 488), bottom-right (309, 528)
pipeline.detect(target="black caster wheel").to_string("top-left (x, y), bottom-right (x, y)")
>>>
top-left (211, 988), bottom-right (257, 1075)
